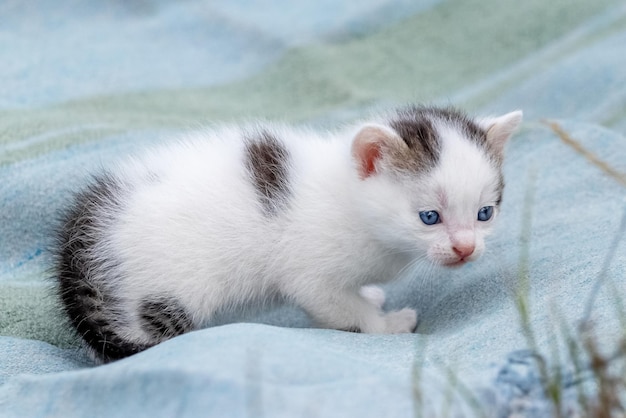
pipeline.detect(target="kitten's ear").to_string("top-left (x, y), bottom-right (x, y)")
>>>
top-left (478, 110), bottom-right (523, 154)
top-left (351, 124), bottom-right (403, 179)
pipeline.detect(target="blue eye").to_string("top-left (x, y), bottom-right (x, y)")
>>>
top-left (419, 210), bottom-right (440, 225)
top-left (477, 206), bottom-right (494, 221)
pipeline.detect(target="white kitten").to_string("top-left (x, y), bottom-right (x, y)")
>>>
top-left (55, 105), bottom-right (522, 363)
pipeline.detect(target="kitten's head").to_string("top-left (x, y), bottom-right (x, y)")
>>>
top-left (351, 105), bottom-right (522, 267)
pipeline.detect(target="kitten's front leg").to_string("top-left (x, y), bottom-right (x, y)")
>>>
top-left (360, 285), bottom-right (386, 309)
top-left (383, 308), bottom-right (418, 334)
top-left (292, 287), bottom-right (417, 334)
top-left (359, 285), bottom-right (418, 333)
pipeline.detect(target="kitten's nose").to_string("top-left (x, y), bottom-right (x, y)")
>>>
top-left (452, 243), bottom-right (475, 259)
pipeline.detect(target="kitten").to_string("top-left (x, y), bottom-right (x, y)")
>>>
top-left (54, 105), bottom-right (522, 363)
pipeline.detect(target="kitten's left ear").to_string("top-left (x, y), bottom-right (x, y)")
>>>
top-left (478, 110), bottom-right (523, 154)
top-left (351, 124), bottom-right (404, 179)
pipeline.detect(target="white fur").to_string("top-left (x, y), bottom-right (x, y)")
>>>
top-left (88, 111), bottom-right (521, 344)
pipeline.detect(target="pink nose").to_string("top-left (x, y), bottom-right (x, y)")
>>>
top-left (452, 243), bottom-right (475, 259)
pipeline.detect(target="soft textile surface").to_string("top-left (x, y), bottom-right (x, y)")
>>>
top-left (1, 1), bottom-right (626, 416)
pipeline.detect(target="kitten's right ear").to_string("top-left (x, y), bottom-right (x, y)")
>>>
top-left (352, 124), bottom-right (403, 179)
top-left (478, 110), bottom-right (523, 154)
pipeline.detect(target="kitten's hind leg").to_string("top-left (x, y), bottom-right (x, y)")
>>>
top-left (138, 295), bottom-right (194, 343)
top-left (359, 285), bottom-right (385, 309)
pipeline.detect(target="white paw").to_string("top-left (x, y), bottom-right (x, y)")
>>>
top-left (384, 308), bottom-right (417, 334)
top-left (360, 285), bottom-right (385, 309)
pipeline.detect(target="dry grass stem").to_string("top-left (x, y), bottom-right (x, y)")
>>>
top-left (543, 120), bottom-right (626, 188)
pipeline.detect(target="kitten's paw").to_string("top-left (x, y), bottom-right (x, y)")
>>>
top-left (360, 285), bottom-right (385, 309)
top-left (384, 308), bottom-right (417, 334)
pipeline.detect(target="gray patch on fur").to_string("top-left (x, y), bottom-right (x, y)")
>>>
top-left (387, 105), bottom-right (507, 171)
top-left (495, 175), bottom-right (505, 207)
top-left (139, 296), bottom-right (193, 341)
top-left (388, 105), bottom-right (506, 204)
top-left (419, 105), bottom-right (504, 165)
top-left (426, 106), bottom-right (506, 205)
top-left (388, 106), bottom-right (442, 173)
top-left (244, 130), bottom-right (292, 216)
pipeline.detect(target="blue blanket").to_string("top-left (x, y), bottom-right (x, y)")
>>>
top-left (1, 1), bottom-right (625, 416)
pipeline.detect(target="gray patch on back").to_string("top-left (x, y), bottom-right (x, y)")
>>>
top-left (244, 129), bottom-right (292, 216)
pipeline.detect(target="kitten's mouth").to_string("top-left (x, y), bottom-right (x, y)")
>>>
top-left (445, 259), bottom-right (468, 268)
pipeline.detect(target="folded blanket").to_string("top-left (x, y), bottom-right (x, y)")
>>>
top-left (1, 1), bottom-right (625, 416)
